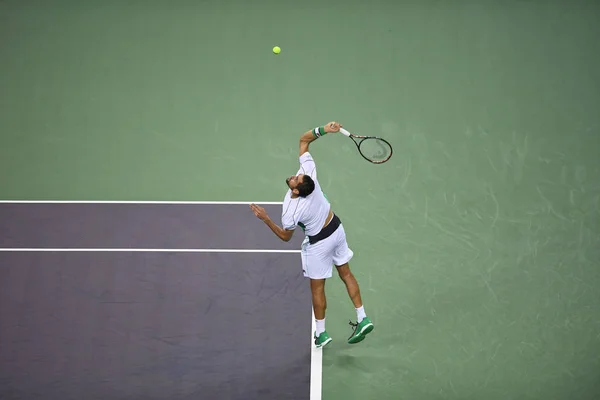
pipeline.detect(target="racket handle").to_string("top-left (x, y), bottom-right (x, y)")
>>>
top-left (339, 128), bottom-right (351, 137)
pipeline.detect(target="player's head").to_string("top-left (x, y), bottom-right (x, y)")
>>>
top-left (286, 174), bottom-right (315, 197)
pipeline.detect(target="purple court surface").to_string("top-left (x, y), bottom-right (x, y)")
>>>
top-left (0, 202), bottom-right (317, 400)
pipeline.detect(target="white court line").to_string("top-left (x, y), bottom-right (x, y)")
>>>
top-left (310, 308), bottom-right (322, 400)
top-left (0, 200), bottom-right (283, 204)
top-left (0, 248), bottom-right (301, 253)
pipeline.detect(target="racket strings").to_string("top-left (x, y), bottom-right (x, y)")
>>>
top-left (359, 138), bottom-right (392, 162)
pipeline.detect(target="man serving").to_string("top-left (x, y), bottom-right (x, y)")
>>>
top-left (249, 121), bottom-right (374, 348)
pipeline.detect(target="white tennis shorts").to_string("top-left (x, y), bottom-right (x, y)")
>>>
top-left (300, 223), bottom-right (354, 279)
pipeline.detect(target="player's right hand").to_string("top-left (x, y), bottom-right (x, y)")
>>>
top-left (324, 121), bottom-right (342, 133)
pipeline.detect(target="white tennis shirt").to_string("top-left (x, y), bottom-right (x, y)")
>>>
top-left (281, 152), bottom-right (331, 236)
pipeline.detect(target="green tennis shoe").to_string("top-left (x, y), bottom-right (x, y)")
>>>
top-left (347, 317), bottom-right (374, 344)
top-left (314, 331), bottom-right (333, 348)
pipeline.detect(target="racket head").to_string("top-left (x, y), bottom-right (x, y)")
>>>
top-left (339, 128), bottom-right (393, 164)
top-left (356, 136), bottom-right (393, 164)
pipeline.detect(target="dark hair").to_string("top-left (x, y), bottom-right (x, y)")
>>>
top-left (296, 175), bottom-right (315, 197)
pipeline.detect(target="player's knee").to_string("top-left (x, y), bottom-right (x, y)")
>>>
top-left (310, 278), bottom-right (326, 293)
top-left (336, 263), bottom-right (352, 280)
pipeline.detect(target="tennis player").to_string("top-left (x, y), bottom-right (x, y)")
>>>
top-left (250, 121), bottom-right (374, 348)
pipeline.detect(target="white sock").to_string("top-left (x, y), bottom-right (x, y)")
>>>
top-left (356, 306), bottom-right (366, 322)
top-left (315, 318), bottom-right (325, 335)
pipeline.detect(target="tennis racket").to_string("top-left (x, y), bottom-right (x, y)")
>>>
top-left (339, 127), bottom-right (393, 164)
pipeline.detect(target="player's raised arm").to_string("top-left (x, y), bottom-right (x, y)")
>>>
top-left (299, 121), bottom-right (342, 156)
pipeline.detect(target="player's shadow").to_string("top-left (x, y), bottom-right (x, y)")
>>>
top-left (330, 352), bottom-right (360, 369)
top-left (323, 346), bottom-right (383, 373)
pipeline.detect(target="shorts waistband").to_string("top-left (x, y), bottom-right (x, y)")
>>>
top-left (308, 214), bottom-right (341, 245)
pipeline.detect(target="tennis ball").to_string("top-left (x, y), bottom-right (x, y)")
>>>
top-left (273, 46), bottom-right (281, 54)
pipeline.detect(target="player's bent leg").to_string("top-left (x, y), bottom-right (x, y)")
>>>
top-left (332, 225), bottom-right (374, 344)
top-left (310, 278), bottom-right (332, 348)
top-left (335, 263), bottom-right (374, 344)
top-left (335, 263), bottom-right (363, 308)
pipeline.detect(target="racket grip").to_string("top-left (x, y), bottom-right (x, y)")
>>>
top-left (339, 128), bottom-right (351, 137)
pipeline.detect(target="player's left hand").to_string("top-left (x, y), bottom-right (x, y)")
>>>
top-left (250, 203), bottom-right (269, 222)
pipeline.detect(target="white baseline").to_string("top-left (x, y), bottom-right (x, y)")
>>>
top-left (0, 248), bottom-right (301, 253)
top-left (0, 200), bottom-right (283, 204)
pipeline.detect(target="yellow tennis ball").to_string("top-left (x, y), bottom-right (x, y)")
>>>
top-left (273, 46), bottom-right (281, 54)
